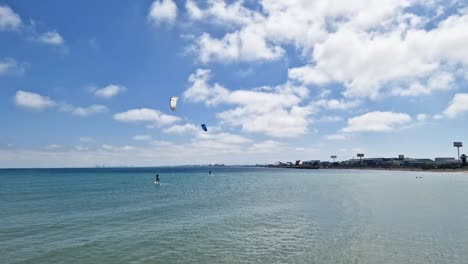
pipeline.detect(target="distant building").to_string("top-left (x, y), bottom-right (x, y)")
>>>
top-left (342, 158), bottom-right (400, 166)
top-left (434, 157), bottom-right (457, 164)
top-left (303, 160), bottom-right (320, 165)
top-left (402, 158), bottom-right (433, 166)
top-left (302, 160), bottom-right (320, 169)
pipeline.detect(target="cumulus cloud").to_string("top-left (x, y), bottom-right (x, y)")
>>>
top-left (164, 123), bottom-right (199, 134)
top-left (0, 5), bottom-right (21, 31)
top-left (113, 108), bottom-right (180, 126)
top-left (164, 122), bottom-right (251, 144)
top-left (183, 69), bottom-right (314, 138)
top-left (37, 30), bottom-right (65, 46)
top-left (325, 134), bottom-right (349, 140)
top-left (247, 140), bottom-right (282, 153)
top-left (313, 98), bottom-right (361, 110)
top-left (288, 66), bottom-right (330, 85)
top-left (45, 144), bottom-right (63, 150)
top-left (14, 90), bottom-right (56, 110)
top-left (71, 105), bottom-right (108, 116)
top-left (186, 0), bottom-right (285, 63)
top-left (186, 0), bottom-right (262, 26)
top-left (192, 30), bottom-right (284, 63)
top-left (133, 135), bottom-right (153, 141)
top-left (182, 0), bottom-right (468, 99)
top-left (15, 90), bottom-right (108, 117)
top-left (292, 8), bottom-right (468, 98)
top-left (443, 93), bottom-right (468, 118)
top-left (392, 72), bottom-right (455, 96)
top-left (342, 111), bottom-right (412, 133)
top-left (0, 58), bottom-right (27, 75)
top-left (148, 0), bottom-right (177, 25)
top-left (317, 116), bottom-right (344, 123)
top-left (60, 103), bottom-right (108, 116)
top-left (417, 113), bottom-right (428, 121)
top-left (197, 131), bottom-right (252, 144)
top-left (94, 84), bottom-right (126, 98)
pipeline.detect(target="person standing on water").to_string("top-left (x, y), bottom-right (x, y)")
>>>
top-left (155, 174), bottom-right (160, 183)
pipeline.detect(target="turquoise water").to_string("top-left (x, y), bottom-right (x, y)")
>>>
top-left (1, 167), bottom-right (468, 264)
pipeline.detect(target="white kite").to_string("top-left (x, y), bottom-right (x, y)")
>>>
top-left (169, 96), bottom-right (179, 111)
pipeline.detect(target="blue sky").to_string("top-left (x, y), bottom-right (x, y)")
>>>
top-left (1, 0), bottom-right (468, 167)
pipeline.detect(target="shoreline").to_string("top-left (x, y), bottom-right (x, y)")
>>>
top-left (327, 167), bottom-right (468, 173)
top-left (269, 166), bottom-right (468, 174)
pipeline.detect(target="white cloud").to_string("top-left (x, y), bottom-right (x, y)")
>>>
top-left (197, 132), bottom-right (251, 144)
top-left (0, 58), bottom-right (26, 75)
top-left (186, 1), bottom-right (284, 63)
top-left (94, 84), bottom-right (126, 98)
top-left (248, 140), bottom-right (282, 153)
top-left (15, 90), bottom-right (108, 117)
top-left (164, 123), bottom-right (199, 134)
top-left (289, 66), bottom-right (330, 85)
top-left (183, 0), bottom-right (468, 100)
top-left (150, 140), bottom-right (172, 146)
top-left (443, 93), bottom-right (468, 118)
top-left (392, 72), bottom-right (455, 96)
top-left (164, 122), bottom-right (251, 144)
top-left (148, 0), bottom-right (177, 25)
top-left (342, 111), bottom-right (412, 133)
top-left (133, 135), bottom-right (153, 141)
top-left (101, 144), bottom-right (136, 152)
top-left (317, 116), bottom-right (343, 122)
top-left (192, 30), bottom-right (284, 63)
top-left (313, 98), bottom-right (361, 110)
top-left (185, 0), bottom-right (203, 20)
top-left (14, 90), bottom-right (56, 110)
top-left (293, 10), bottom-right (468, 99)
top-left (37, 30), bottom-right (65, 46)
top-left (183, 69), bottom-right (229, 106)
top-left (45, 144), bottom-right (63, 150)
top-left (61, 104), bottom-right (108, 117)
top-left (325, 134), bottom-right (349, 140)
top-left (417, 113), bottom-right (428, 121)
top-left (0, 5), bottom-right (21, 31)
top-left (183, 69), bottom-right (314, 138)
top-left (186, 0), bottom-right (262, 26)
top-left (74, 105), bottom-right (108, 116)
top-left (113, 108), bottom-right (180, 126)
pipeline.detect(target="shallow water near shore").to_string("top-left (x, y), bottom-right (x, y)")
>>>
top-left (1, 167), bottom-right (468, 264)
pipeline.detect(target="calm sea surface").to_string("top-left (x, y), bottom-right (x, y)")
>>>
top-left (1, 167), bottom-right (468, 264)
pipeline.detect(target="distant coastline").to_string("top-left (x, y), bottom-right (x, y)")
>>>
top-left (330, 167), bottom-right (468, 173)
top-left (266, 165), bottom-right (468, 173)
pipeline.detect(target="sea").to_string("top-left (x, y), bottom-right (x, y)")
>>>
top-left (1, 167), bottom-right (468, 264)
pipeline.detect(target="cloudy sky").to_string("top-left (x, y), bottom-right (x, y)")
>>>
top-left (1, 0), bottom-right (468, 168)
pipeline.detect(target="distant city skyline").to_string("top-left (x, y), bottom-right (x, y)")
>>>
top-left (1, 1), bottom-right (468, 168)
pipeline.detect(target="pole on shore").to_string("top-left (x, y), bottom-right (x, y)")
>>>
top-left (454, 142), bottom-right (463, 163)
